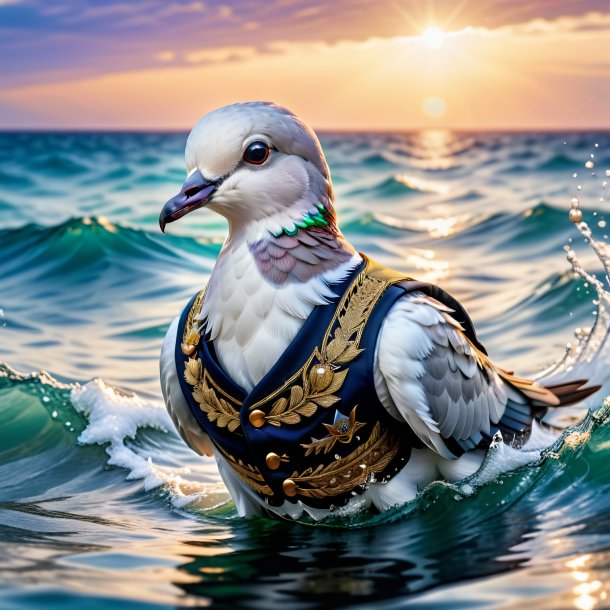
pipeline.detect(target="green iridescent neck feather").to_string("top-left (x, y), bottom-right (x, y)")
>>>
top-left (272, 203), bottom-right (332, 237)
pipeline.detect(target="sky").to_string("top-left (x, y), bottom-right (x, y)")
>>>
top-left (0, 0), bottom-right (609, 130)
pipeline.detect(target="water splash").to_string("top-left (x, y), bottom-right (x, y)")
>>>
top-left (0, 363), bottom-right (231, 512)
top-left (538, 155), bottom-right (610, 421)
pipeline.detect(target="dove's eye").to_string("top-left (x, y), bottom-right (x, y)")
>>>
top-left (243, 141), bottom-right (270, 165)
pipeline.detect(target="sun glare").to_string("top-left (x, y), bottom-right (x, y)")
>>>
top-left (421, 26), bottom-right (445, 50)
top-left (423, 96), bottom-right (447, 118)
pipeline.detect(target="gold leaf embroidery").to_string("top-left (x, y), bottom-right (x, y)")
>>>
top-left (301, 406), bottom-right (367, 456)
top-left (292, 422), bottom-right (400, 498)
top-left (268, 396), bottom-right (288, 416)
top-left (254, 273), bottom-right (390, 427)
top-left (181, 289), bottom-right (206, 356)
top-left (216, 447), bottom-right (274, 496)
top-left (184, 358), bottom-right (241, 433)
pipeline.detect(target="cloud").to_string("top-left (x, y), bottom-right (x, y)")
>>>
top-left (184, 45), bottom-right (255, 64)
top-left (156, 51), bottom-right (176, 62)
top-left (498, 10), bottom-right (610, 35)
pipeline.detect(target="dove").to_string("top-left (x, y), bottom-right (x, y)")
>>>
top-left (159, 102), bottom-right (599, 520)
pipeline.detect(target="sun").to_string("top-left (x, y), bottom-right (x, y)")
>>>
top-left (421, 26), bottom-right (445, 50)
top-left (423, 96), bottom-right (447, 118)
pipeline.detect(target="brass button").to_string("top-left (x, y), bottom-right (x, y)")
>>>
top-left (282, 479), bottom-right (297, 497)
top-left (249, 409), bottom-right (266, 428)
top-left (266, 452), bottom-right (282, 470)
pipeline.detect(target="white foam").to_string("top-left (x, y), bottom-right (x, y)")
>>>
top-left (70, 378), bottom-right (229, 509)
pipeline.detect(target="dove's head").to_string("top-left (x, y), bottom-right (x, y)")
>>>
top-left (160, 102), bottom-right (335, 238)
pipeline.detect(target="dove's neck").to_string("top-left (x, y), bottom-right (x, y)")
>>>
top-left (199, 209), bottom-right (360, 392)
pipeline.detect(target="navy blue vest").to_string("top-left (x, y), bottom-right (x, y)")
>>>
top-left (175, 256), bottom-right (483, 510)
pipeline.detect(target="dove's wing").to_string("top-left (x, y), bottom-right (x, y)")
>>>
top-left (374, 292), bottom-right (562, 459)
top-left (160, 316), bottom-right (213, 457)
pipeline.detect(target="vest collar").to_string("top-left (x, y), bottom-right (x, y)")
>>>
top-left (200, 258), bottom-right (367, 408)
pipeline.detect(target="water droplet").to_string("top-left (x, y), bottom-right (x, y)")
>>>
top-left (573, 172), bottom-right (578, 178)
top-left (571, 197), bottom-right (579, 208)
top-left (585, 160), bottom-right (594, 169)
top-left (599, 220), bottom-right (607, 228)
top-left (606, 170), bottom-right (610, 177)
top-left (51, 410), bottom-right (58, 418)
top-left (591, 153), bottom-right (595, 158)
top-left (595, 143), bottom-right (599, 148)
top-left (42, 396), bottom-right (50, 403)
top-left (577, 184), bottom-right (582, 190)
top-left (569, 208), bottom-right (583, 223)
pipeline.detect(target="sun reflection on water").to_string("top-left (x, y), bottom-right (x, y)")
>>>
top-left (566, 554), bottom-right (608, 610)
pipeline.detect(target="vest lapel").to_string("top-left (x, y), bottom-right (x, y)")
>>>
top-left (188, 259), bottom-right (366, 424)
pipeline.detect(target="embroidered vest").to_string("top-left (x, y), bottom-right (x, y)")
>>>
top-left (175, 256), bottom-right (485, 510)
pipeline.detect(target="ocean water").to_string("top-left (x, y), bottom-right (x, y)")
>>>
top-left (1, 129), bottom-right (610, 609)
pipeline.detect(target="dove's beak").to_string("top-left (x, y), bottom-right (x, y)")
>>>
top-left (160, 169), bottom-right (220, 233)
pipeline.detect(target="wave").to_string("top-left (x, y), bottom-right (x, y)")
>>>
top-left (2, 360), bottom-right (609, 530)
top-left (0, 216), bottom-right (221, 282)
top-left (30, 153), bottom-right (90, 176)
top-left (0, 363), bottom-right (230, 513)
top-left (347, 176), bottom-right (425, 199)
top-left (500, 153), bottom-right (582, 174)
top-left (370, 202), bottom-right (581, 243)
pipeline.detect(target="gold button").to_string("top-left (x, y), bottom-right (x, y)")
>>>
top-left (266, 452), bottom-right (282, 470)
top-left (249, 409), bottom-right (266, 428)
top-left (282, 479), bottom-right (297, 497)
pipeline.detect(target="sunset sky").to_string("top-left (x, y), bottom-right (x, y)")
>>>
top-left (1, 0), bottom-right (609, 130)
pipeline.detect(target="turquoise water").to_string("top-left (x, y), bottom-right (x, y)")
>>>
top-left (1, 130), bottom-right (610, 609)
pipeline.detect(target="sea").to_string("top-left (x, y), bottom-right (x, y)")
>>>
top-left (1, 129), bottom-right (610, 610)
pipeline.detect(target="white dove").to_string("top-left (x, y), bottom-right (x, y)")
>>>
top-left (159, 102), bottom-right (598, 520)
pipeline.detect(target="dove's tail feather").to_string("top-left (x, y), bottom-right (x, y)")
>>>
top-left (479, 378), bottom-right (601, 446)
top-left (491, 363), bottom-right (601, 409)
top-left (542, 379), bottom-right (602, 407)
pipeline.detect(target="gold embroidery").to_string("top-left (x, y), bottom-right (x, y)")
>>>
top-left (301, 406), bottom-right (366, 456)
top-left (216, 446), bottom-right (274, 496)
top-left (181, 289), bottom-right (206, 356)
top-left (257, 272), bottom-right (391, 427)
top-left (184, 358), bottom-right (241, 432)
top-left (289, 422), bottom-right (400, 499)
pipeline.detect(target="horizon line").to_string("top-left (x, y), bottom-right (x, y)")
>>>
top-left (1, 126), bottom-right (610, 134)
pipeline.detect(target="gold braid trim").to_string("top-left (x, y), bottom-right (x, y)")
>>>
top-left (216, 446), bottom-right (274, 497)
top-left (289, 422), bottom-right (400, 499)
top-left (252, 271), bottom-right (392, 427)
